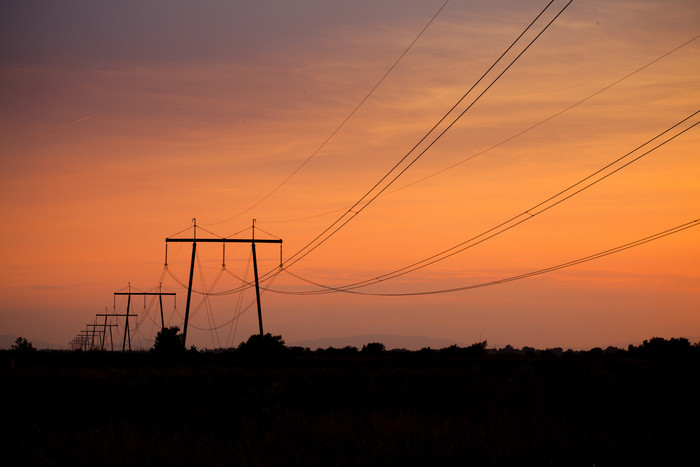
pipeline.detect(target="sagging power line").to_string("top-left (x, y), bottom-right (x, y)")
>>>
top-left (252, 31), bottom-right (700, 227)
top-left (279, 218), bottom-right (700, 296)
top-left (269, 110), bottom-right (699, 295)
top-left (206, 0), bottom-right (454, 226)
top-left (279, 0), bottom-right (572, 273)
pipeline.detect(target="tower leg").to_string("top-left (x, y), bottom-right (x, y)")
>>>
top-left (122, 294), bottom-right (131, 352)
top-left (183, 241), bottom-right (197, 348)
top-left (252, 242), bottom-right (264, 336)
top-left (159, 292), bottom-right (165, 332)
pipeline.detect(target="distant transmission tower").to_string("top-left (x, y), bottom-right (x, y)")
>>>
top-left (113, 283), bottom-right (175, 351)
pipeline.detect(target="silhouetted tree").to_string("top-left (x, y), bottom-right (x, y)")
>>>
top-left (361, 342), bottom-right (385, 355)
top-left (237, 333), bottom-right (286, 357)
top-left (152, 326), bottom-right (185, 353)
top-left (287, 346), bottom-right (311, 356)
top-left (317, 346), bottom-right (358, 355)
top-left (640, 337), bottom-right (691, 357)
top-left (11, 337), bottom-right (35, 352)
top-left (466, 340), bottom-right (487, 356)
top-left (440, 341), bottom-right (487, 356)
top-left (340, 345), bottom-right (359, 355)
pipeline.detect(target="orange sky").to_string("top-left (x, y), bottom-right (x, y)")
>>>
top-left (1, 0), bottom-right (699, 350)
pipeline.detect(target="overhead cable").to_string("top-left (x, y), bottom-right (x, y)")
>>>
top-left (280, 0), bottom-right (571, 272)
top-left (388, 32), bottom-right (700, 195)
top-left (276, 218), bottom-right (700, 296)
top-left (254, 32), bottom-right (700, 226)
top-left (205, 0), bottom-right (453, 226)
top-left (269, 110), bottom-right (699, 294)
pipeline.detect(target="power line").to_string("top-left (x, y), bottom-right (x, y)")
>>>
top-left (205, 0), bottom-right (453, 226)
top-left (276, 218), bottom-right (699, 296)
top-left (386, 32), bottom-right (700, 196)
top-left (280, 0), bottom-right (570, 272)
top-left (254, 32), bottom-right (700, 226)
top-left (268, 110), bottom-right (699, 294)
top-left (181, 267), bottom-right (283, 332)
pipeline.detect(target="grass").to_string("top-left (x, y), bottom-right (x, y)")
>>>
top-left (4, 350), bottom-right (699, 465)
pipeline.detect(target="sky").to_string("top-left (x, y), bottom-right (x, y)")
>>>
top-left (1, 0), bottom-right (699, 350)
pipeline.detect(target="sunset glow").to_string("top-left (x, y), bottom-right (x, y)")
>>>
top-left (1, 0), bottom-right (699, 350)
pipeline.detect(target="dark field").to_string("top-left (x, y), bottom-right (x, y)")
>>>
top-left (4, 349), bottom-right (699, 466)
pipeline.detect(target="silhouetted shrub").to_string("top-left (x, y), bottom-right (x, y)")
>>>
top-left (237, 333), bottom-right (286, 357)
top-left (316, 346), bottom-right (358, 356)
top-left (361, 342), bottom-right (385, 355)
top-left (11, 337), bottom-right (35, 352)
top-left (439, 344), bottom-right (460, 354)
top-left (152, 327), bottom-right (185, 353)
top-left (440, 341), bottom-right (487, 356)
top-left (640, 337), bottom-right (691, 357)
top-left (465, 340), bottom-right (487, 356)
top-left (287, 346), bottom-right (311, 356)
top-left (341, 345), bottom-right (359, 355)
top-left (543, 347), bottom-right (563, 357)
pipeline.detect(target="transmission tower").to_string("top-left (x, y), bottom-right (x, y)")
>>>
top-left (165, 219), bottom-right (282, 347)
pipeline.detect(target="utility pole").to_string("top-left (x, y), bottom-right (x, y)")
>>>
top-left (165, 219), bottom-right (282, 347)
top-left (183, 218), bottom-right (197, 348)
top-left (101, 307), bottom-right (113, 350)
top-left (96, 313), bottom-right (136, 351)
top-left (79, 330), bottom-right (92, 351)
top-left (87, 319), bottom-right (118, 350)
top-left (113, 291), bottom-right (176, 333)
top-left (86, 323), bottom-right (112, 350)
top-left (113, 289), bottom-right (176, 351)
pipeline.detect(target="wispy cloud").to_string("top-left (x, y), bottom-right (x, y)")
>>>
top-left (30, 283), bottom-right (99, 291)
top-left (68, 115), bottom-right (94, 126)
